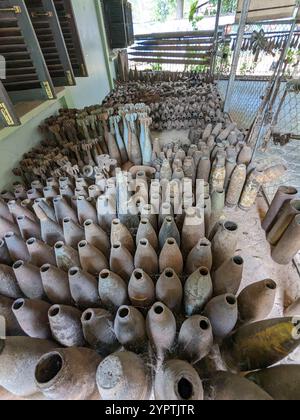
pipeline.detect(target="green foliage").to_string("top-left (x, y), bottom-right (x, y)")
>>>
top-left (285, 49), bottom-right (300, 77)
top-left (154, 0), bottom-right (189, 22)
top-left (154, 0), bottom-right (173, 22)
top-left (188, 0), bottom-right (198, 21)
top-left (286, 49), bottom-right (300, 65)
top-left (188, 0), bottom-right (204, 30)
top-left (185, 64), bottom-right (208, 72)
top-left (151, 63), bottom-right (163, 71)
top-left (210, 0), bottom-right (237, 14)
top-left (131, 0), bottom-right (237, 25)
top-left (215, 44), bottom-right (232, 74)
top-left (239, 60), bottom-right (257, 76)
top-left (189, 0), bottom-right (237, 24)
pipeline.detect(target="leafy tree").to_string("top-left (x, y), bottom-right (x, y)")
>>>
top-left (155, 0), bottom-right (173, 22)
top-left (130, 0), bottom-right (237, 25)
top-left (210, 0), bottom-right (237, 14)
top-left (189, 0), bottom-right (204, 30)
top-left (154, 0), bottom-right (187, 22)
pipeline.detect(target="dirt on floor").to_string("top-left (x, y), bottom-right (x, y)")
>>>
top-left (226, 195), bottom-right (300, 365)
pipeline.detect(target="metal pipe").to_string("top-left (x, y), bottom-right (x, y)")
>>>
top-left (223, 30), bottom-right (300, 40)
top-left (275, 5), bottom-right (300, 82)
top-left (94, 0), bottom-right (114, 90)
top-left (250, 2), bottom-right (300, 161)
top-left (135, 30), bottom-right (215, 40)
top-left (136, 38), bottom-right (214, 46)
top-left (129, 57), bottom-right (211, 66)
top-left (262, 187), bottom-right (300, 278)
top-left (211, 0), bottom-right (222, 76)
top-left (224, 0), bottom-right (251, 114)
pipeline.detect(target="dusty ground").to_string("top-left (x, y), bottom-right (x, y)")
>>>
top-left (226, 197), bottom-right (300, 365)
top-left (1, 131), bottom-right (300, 399)
top-left (227, 196), bottom-right (300, 307)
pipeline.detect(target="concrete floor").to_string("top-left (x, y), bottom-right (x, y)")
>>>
top-left (228, 198), bottom-right (300, 311)
top-left (227, 199), bottom-right (300, 365)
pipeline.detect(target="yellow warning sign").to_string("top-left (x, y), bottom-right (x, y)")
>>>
top-left (0, 102), bottom-right (14, 126)
top-left (66, 70), bottom-right (75, 86)
top-left (42, 81), bottom-right (54, 99)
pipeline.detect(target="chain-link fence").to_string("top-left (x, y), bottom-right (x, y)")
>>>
top-left (216, 20), bottom-right (300, 131)
top-left (214, 18), bottom-right (300, 202)
top-left (253, 81), bottom-right (300, 201)
top-left (218, 79), bottom-right (267, 128)
top-left (272, 81), bottom-right (300, 137)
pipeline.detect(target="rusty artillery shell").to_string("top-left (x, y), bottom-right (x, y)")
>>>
top-left (184, 267), bottom-right (213, 316)
top-left (210, 156), bottom-right (226, 193)
top-left (35, 347), bottom-right (101, 400)
top-left (154, 359), bottom-right (204, 400)
top-left (204, 371), bottom-right (273, 400)
top-left (263, 164), bottom-right (287, 184)
top-left (267, 198), bottom-right (300, 246)
top-left (96, 351), bottom-right (151, 400)
top-left (262, 186), bottom-right (298, 233)
top-left (238, 279), bottom-right (277, 323)
top-left (221, 317), bottom-right (300, 372)
top-left (0, 337), bottom-right (56, 397)
top-left (239, 170), bottom-right (264, 211)
top-left (225, 164), bottom-right (246, 208)
top-left (271, 214), bottom-right (300, 265)
top-left (246, 365), bottom-right (300, 401)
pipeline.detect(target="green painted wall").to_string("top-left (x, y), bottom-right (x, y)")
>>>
top-left (0, 94), bottom-right (68, 190)
top-left (0, 0), bottom-right (113, 190)
top-left (64, 0), bottom-right (113, 108)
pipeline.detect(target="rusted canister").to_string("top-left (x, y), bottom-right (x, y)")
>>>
top-left (262, 186), bottom-right (298, 232)
top-left (226, 164), bottom-right (247, 208)
top-left (239, 170), bottom-right (264, 211)
top-left (267, 199), bottom-right (300, 246)
top-left (271, 214), bottom-right (300, 265)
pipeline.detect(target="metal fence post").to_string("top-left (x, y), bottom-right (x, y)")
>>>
top-left (224, 0), bottom-right (250, 113)
top-left (211, 0), bottom-right (222, 76)
top-left (249, 2), bottom-right (300, 161)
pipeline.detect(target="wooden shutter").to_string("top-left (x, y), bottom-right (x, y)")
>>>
top-left (125, 1), bottom-right (134, 46)
top-left (25, 0), bottom-right (76, 86)
top-left (0, 79), bottom-right (20, 126)
top-left (103, 0), bottom-right (134, 49)
top-left (0, 0), bottom-right (56, 127)
top-left (53, 0), bottom-right (88, 77)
